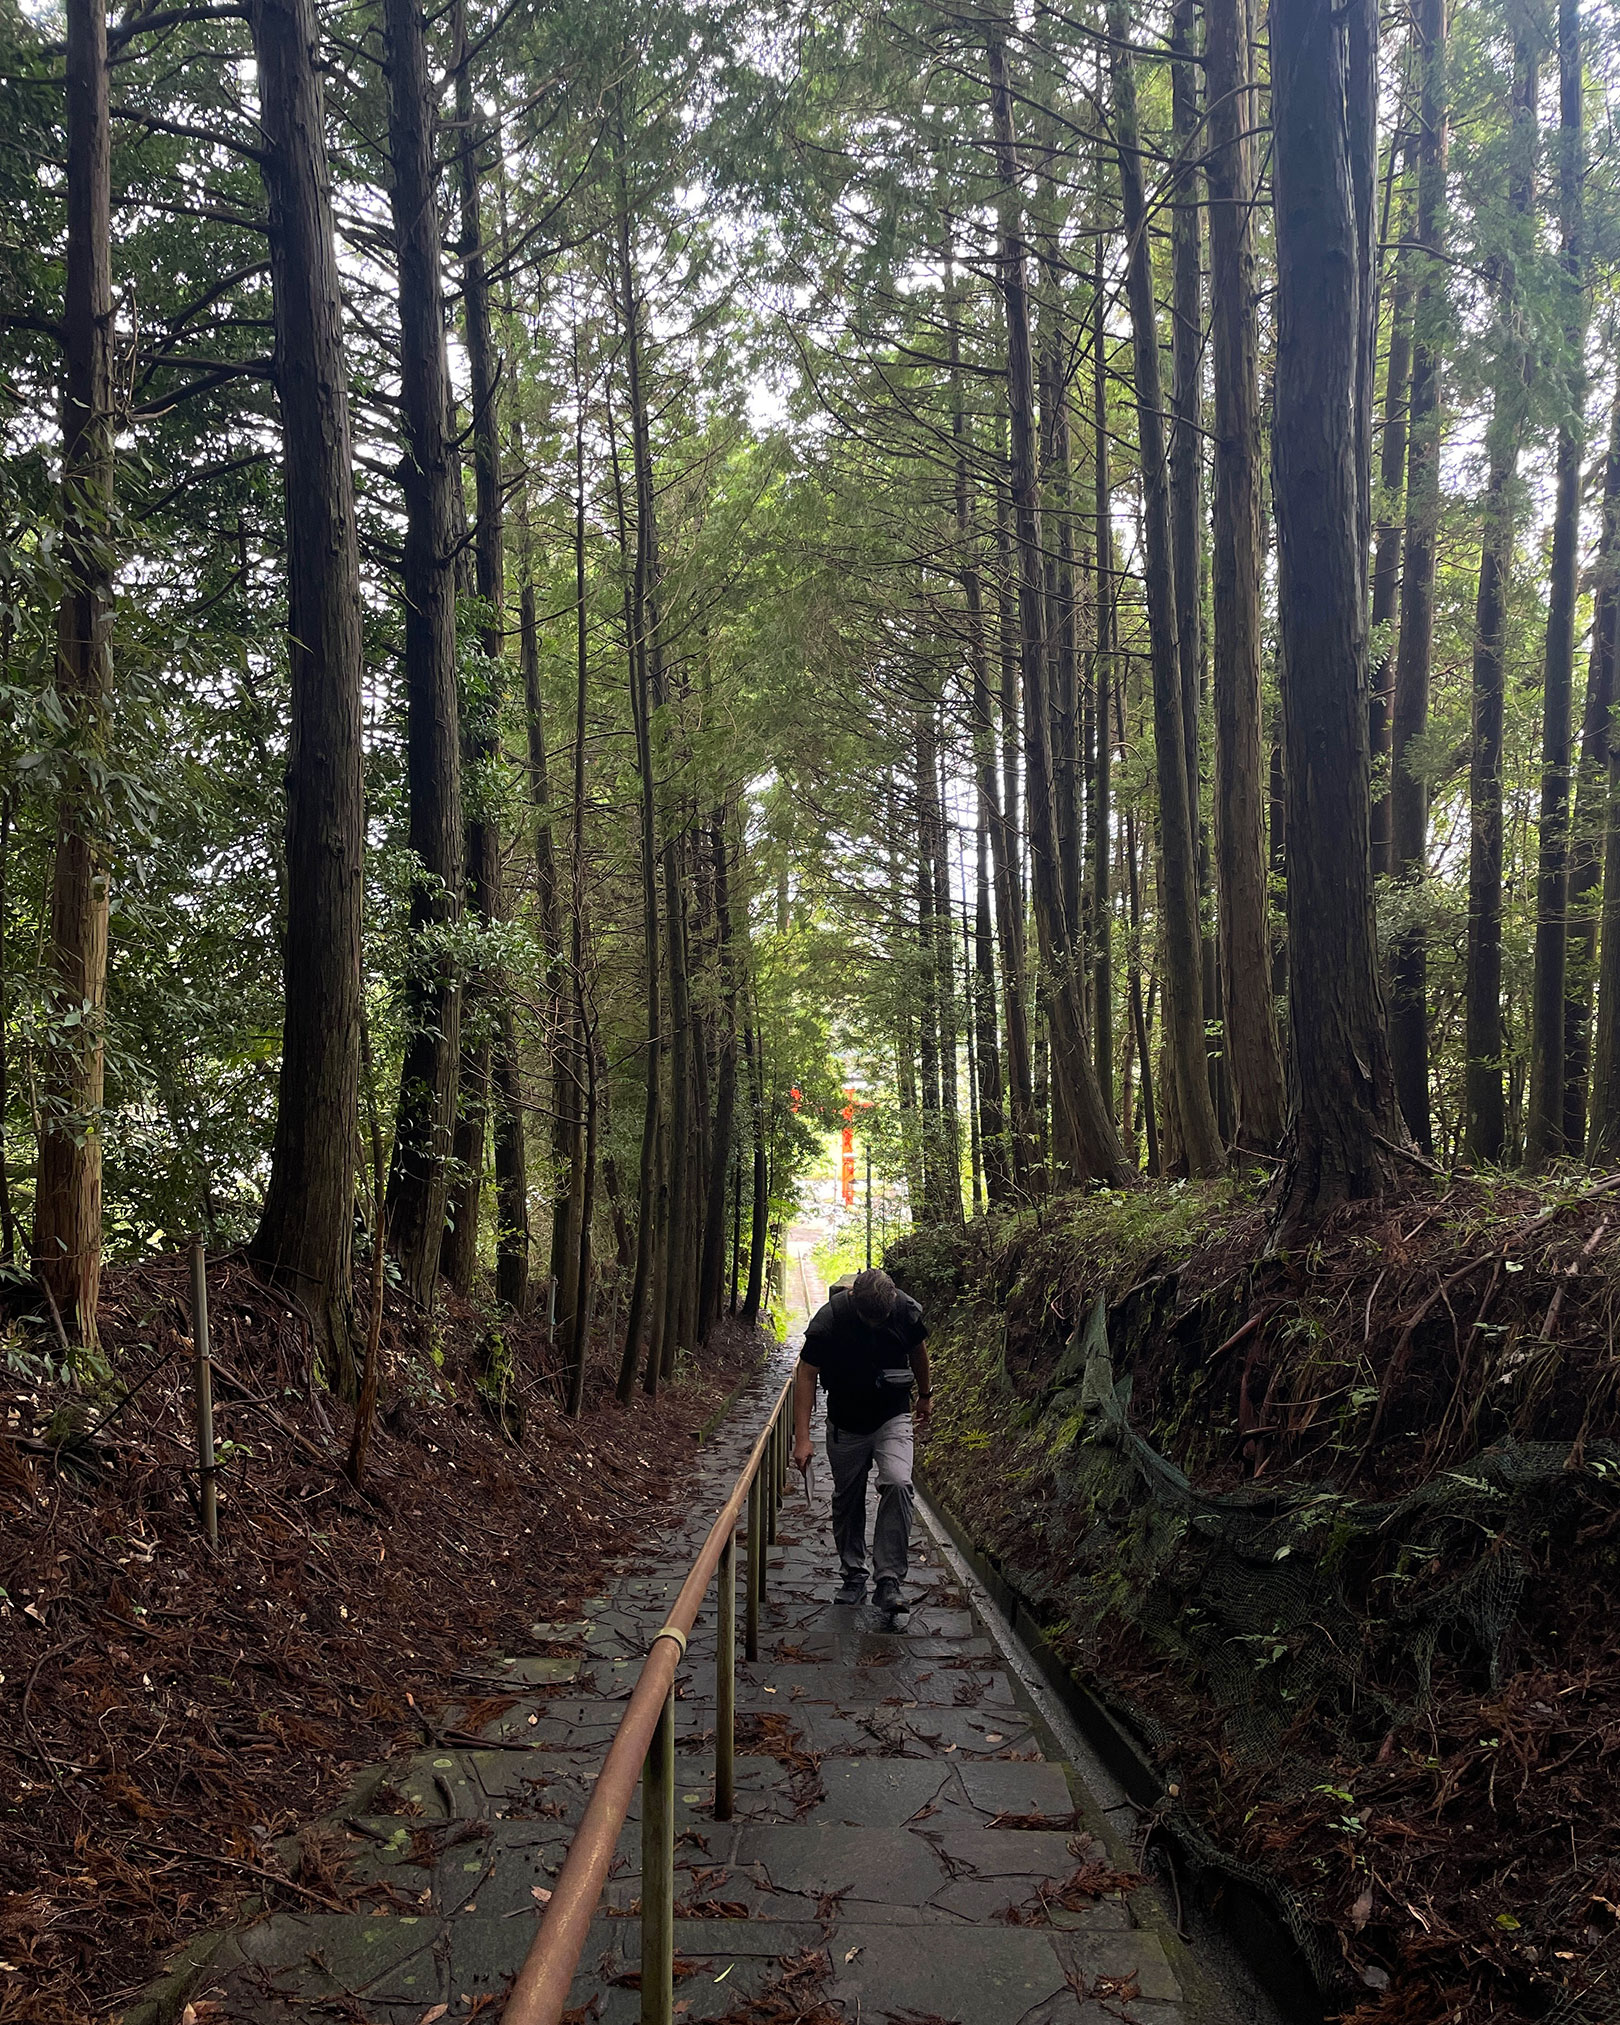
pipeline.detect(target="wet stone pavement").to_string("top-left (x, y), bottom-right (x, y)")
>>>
top-left (194, 1353), bottom-right (1197, 2025)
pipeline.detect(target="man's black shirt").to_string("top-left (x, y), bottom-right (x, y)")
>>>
top-left (801, 1289), bottom-right (928, 1435)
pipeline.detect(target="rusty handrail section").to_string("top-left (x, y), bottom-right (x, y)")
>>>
top-left (501, 1366), bottom-right (796, 2025)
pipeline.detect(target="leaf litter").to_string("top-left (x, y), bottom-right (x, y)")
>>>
top-left (0, 1250), bottom-right (764, 2022)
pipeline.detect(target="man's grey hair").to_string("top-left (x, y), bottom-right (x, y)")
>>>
top-left (851, 1266), bottom-right (897, 1324)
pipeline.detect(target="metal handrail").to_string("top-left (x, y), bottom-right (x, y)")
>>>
top-left (502, 1367), bottom-right (797, 2025)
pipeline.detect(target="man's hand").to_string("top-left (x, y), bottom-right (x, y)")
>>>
top-left (914, 1393), bottom-right (933, 1436)
top-left (794, 1433), bottom-right (814, 1470)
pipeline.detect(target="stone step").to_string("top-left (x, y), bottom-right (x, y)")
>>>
top-left (382, 1748), bottom-right (1081, 1830)
top-left (209, 1913), bottom-right (1180, 2025)
top-left (319, 1812), bottom-right (1137, 1932)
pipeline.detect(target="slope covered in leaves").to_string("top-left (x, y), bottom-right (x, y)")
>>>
top-left (895, 1174), bottom-right (1620, 2025)
top-left (0, 1259), bottom-right (762, 2025)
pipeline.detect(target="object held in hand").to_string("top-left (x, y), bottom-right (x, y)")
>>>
top-left (799, 1454), bottom-right (814, 1506)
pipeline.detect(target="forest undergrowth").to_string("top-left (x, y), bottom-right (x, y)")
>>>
top-left (897, 1172), bottom-right (1620, 2025)
top-left (0, 1260), bottom-right (763, 2025)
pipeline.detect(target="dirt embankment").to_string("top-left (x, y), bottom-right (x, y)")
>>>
top-left (892, 1173), bottom-right (1620, 2025)
top-left (0, 1254), bottom-right (763, 2025)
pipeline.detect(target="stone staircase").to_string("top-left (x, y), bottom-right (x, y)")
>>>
top-left (177, 1361), bottom-right (1191, 2024)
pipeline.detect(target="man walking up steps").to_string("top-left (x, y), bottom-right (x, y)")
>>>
top-left (792, 1267), bottom-right (932, 1627)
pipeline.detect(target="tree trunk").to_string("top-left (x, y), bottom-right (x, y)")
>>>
top-left (1090, 247), bottom-right (1116, 1121)
top-left (1206, 0), bottom-right (1286, 1156)
top-left (1110, 2), bottom-right (1223, 1178)
top-left (946, 246), bottom-right (1017, 1201)
top-left (442, 14), bottom-right (514, 1297)
top-left (613, 187), bottom-right (692, 1383)
top-left (0, 789), bottom-right (14, 1264)
top-left (698, 810), bottom-right (739, 1340)
top-left (1528, 0), bottom-right (1586, 1166)
top-left (742, 986), bottom-right (769, 1326)
top-left (1567, 383), bottom-right (1620, 1151)
top-left (383, 0), bottom-right (463, 1306)
top-left (1369, 131), bottom-right (1416, 879)
top-left (616, 489), bottom-right (662, 1400)
top-left (1387, 0), bottom-right (1448, 1157)
top-left (1591, 690), bottom-right (1620, 1161)
top-left (564, 1025), bottom-right (599, 1414)
top-left (246, 0), bottom-right (365, 1368)
top-left (1463, 33), bottom-right (1537, 1167)
top-left (1270, 0), bottom-right (1407, 1231)
top-left (1037, 280), bottom-right (1083, 968)
top-left (36, 0), bottom-right (114, 1348)
top-left (559, 415), bottom-right (597, 1399)
top-left (1124, 805), bottom-right (1160, 1176)
top-left (1169, 0), bottom-right (1219, 1131)
top-left (987, 19), bottom-right (1125, 1185)
top-left (972, 795), bottom-right (1008, 1201)
top-left (994, 455), bottom-right (1023, 926)
top-left (932, 741), bottom-right (964, 1218)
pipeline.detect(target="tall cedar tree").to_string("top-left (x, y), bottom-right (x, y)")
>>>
top-left (1388, 0), bottom-right (1447, 1155)
top-left (245, 0), bottom-right (366, 1365)
top-left (1109, 0), bottom-right (1224, 1176)
top-left (1271, 0), bottom-right (1407, 1228)
top-left (1566, 388), bottom-right (1620, 1148)
top-left (442, 15), bottom-right (526, 1304)
top-left (1463, 30), bottom-right (1537, 1164)
top-left (35, 0), bottom-right (113, 1345)
top-left (986, 20), bottom-right (1126, 1183)
top-left (382, 0), bottom-right (465, 1303)
top-left (1527, 0), bottom-right (1586, 1163)
top-left (1206, 0), bottom-right (1287, 1153)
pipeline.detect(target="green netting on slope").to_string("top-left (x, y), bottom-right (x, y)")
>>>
top-left (1049, 1296), bottom-right (1620, 1994)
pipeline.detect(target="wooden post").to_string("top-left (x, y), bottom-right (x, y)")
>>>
top-left (865, 1144), bottom-right (873, 1268)
top-left (640, 1682), bottom-right (675, 2025)
top-left (745, 1470), bottom-right (761, 1660)
top-left (190, 1237), bottom-right (217, 1549)
top-left (715, 1528), bottom-right (736, 1820)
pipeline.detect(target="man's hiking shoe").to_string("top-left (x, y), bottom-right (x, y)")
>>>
top-left (874, 1578), bottom-right (909, 1627)
top-left (834, 1576), bottom-right (867, 1607)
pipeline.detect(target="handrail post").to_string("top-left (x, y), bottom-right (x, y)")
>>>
top-left (641, 1681), bottom-right (676, 2025)
top-left (715, 1528), bottom-right (735, 1821)
top-left (745, 1467), bottom-right (761, 1661)
top-left (766, 1409), bottom-right (780, 1546)
top-left (190, 1238), bottom-right (218, 1550)
top-left (757, 1437), bottom-right (771, 1604)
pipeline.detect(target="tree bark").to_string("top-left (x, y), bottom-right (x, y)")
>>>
top-left (1369, 131), bottom-right (1415, 879)
top-left (741, 987), bottom-right (769, 1326)
top-left (616, 453), bottom-right (663, 1400)
top-left (383, 0), bottom-right (463, 1306)
top-left (987, 18), bottom-right (1126, 1185)
top-left (1462, 33), bottom-right (1537, 1167)
top-left (698, 810), bottom-right (739, 1339)
top-left (1206, 0), bottom-right (1285, 1156)
top-left (1124, 805), bottom-right (1160, 1176)
top-left (441, 17), bottom-right (507, 1295)
top-left (443, 11), bottom-right (518, 1296)
top-left (1110, 2), bottom-right (1223, 1177)
top-left (1528, 0), bottom-right (1586, 1166)
top-left (1567, 383), bottom-right (1620, 1151)
top-left (1090, 251), bottom-right (1115, 1122)
top-left (1387, 0), bottom-right (1448, 1157)
top-left (946, 246), bottom-right (1016, 1202)
top-left (36, 0), bottom-right (114, 1348)
top-left (246, 0), bottom-right (365, 1368)
top-left (1270, 0), bottom-right (1406, 1231)
top-left (972, 794), bottom-right (1008, 1202)
top-left (932, 740), bottom-right (964, 1218)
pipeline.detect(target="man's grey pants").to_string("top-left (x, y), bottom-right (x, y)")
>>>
top-left (827, 1414), bottom-right (915, 1588)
